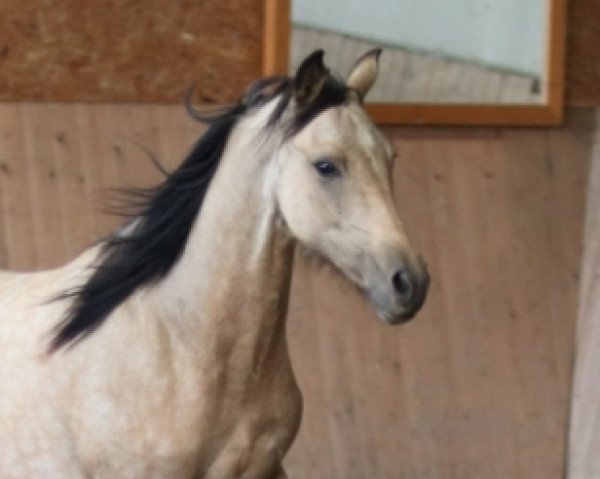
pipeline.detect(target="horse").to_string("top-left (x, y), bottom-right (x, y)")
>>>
top-left (0, 49), bottom-right (429, 478)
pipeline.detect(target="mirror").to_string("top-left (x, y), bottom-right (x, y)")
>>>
top-left (264, 0), bottom-right (565, 125)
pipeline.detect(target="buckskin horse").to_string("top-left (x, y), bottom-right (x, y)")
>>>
top-left (0, 50), bottom-right (429, 478)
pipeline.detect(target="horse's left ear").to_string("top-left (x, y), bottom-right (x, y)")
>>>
top-left (293, 49), bottom-right (329, 109)
top-left (346, 49), bottom-right (382, 101)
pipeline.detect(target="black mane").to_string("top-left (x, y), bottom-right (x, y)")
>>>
top-left (50, 72), bottom-right (349, 352)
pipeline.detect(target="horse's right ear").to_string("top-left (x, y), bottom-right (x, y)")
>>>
top-left (293, 50), bottom-right (328, 109)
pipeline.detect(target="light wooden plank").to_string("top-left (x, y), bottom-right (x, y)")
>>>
top-left (0, 105), bottom-right (38, 269)
top-left (20, 104), bottom-right (67, 268)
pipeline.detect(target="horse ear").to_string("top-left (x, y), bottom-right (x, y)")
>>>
top-left (346, 49), bottom-right (382, 101)
top-left (293, 49), bottom-right (329, 108)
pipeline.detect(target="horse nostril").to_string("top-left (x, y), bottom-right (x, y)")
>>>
top-left (392, 269), bottom-right (413, 302)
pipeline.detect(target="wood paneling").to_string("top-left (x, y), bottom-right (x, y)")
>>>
top-left (0, 104), bottom-right (202, 270)
top-left (0, 104), bottom-right (592, 478)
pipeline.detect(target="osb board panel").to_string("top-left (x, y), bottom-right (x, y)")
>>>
top-left (567, 0), bottom-right (600, 105)
top-left (0, 0), bottom-right (263, 103)
top-left (0, 104), bottom-right (593, 478)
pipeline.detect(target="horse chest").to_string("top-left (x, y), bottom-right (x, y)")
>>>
top-left (74, 351), bottom-right (302, 478)
top-left (177, 365), bottom-right (302, 477)
top-left (201, 398), bottom-right (302, 478)
top-left (80, 406), bottom-right (299, 479)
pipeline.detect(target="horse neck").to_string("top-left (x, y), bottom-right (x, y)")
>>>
top-left (152, 108), bottom-right (295, 367)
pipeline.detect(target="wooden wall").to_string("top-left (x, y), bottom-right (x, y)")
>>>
top-left (0, 104), bottom-right (592, 478)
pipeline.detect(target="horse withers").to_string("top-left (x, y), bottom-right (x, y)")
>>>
top-left (0, 50), bottom-right (429, 478)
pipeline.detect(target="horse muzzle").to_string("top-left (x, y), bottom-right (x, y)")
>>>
top-left (368, 255), bottom-right (430, 324)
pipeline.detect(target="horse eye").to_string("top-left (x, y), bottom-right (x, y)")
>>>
top-left (313, 160), bottom-right (340, 178)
